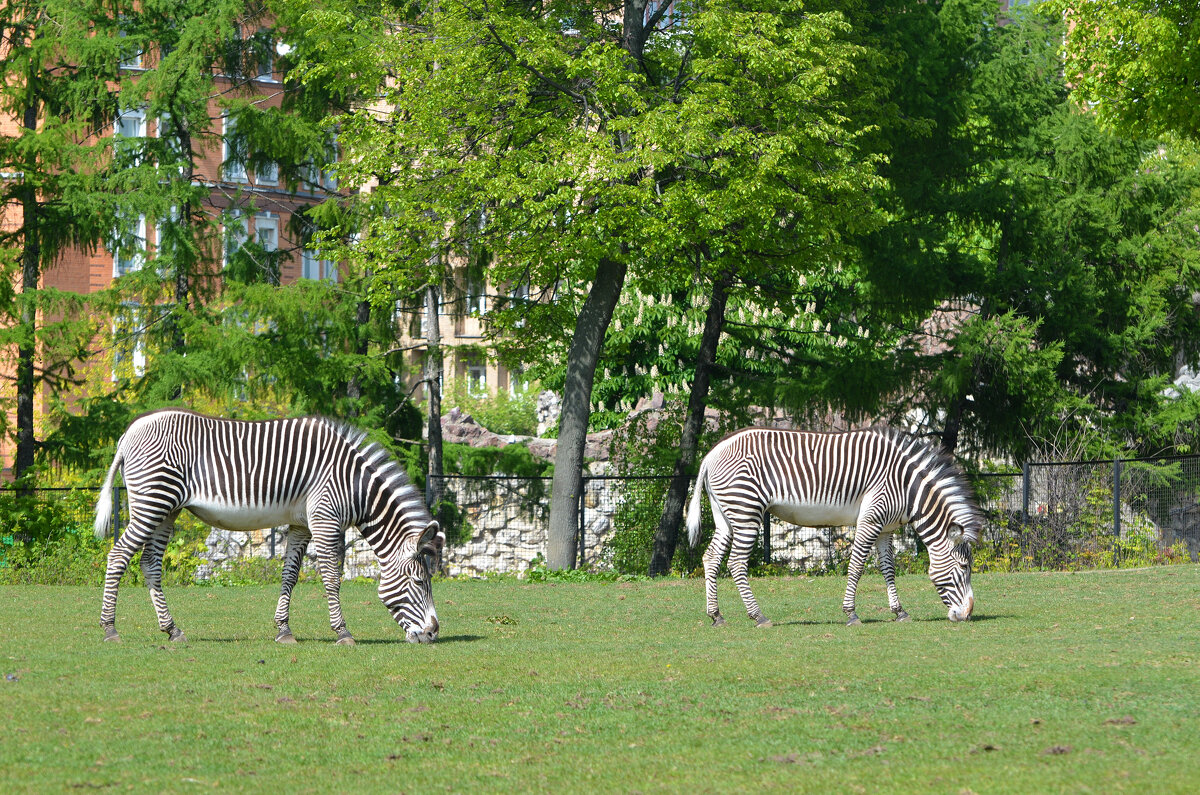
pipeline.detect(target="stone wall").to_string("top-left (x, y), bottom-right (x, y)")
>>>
top-left (197, 525), bottom-right (383, 581)
top-left (196, 477), bottom-right (860, 580)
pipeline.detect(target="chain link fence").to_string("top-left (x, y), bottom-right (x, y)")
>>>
top-left (6, 454), bottom-right (1200, 577)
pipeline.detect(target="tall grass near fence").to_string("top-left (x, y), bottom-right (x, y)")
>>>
top-left (2, 567), bottom-right (1199, 793)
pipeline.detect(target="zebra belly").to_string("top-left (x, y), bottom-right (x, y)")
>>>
top-left (767, 499), bottom-right (860, 528)
top-left (186, 497), bottom-right (307, 531)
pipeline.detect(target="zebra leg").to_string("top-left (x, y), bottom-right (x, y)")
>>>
top-left (876, 534), bottom-right (909, 622)
top-left (702, 518), bottom-right (732, 627)
top-left (312, 526), bottom-right (354, 646)
top-left (274, 525), bottom-right (310, 644)
top-left (139, 514), bottom-right (187, 642)
top-left (100, 518), bottom-right (159, 641)
top-left (842, 530), bottom-right (877, 626)
top-left (728, 517), bottom-right (770, 627)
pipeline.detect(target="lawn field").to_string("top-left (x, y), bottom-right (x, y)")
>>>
top-left (2, 566), bottom-right (1198, 793)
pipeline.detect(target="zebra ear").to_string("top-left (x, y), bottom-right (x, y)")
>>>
top-left (418, 521), bottom-right (444, 557)
top-left (951, 522), bottom-right (980, 547)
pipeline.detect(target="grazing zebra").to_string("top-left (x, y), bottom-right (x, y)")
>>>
top-left (687, 426), bottom-right (982, 626)
top-left (93, 409), bottom-right (443, 645)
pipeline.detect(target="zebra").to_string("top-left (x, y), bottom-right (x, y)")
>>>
top-left (93, 409), bottom-right (443, 645)
top-left (686, 426), bottom-right (982, 627)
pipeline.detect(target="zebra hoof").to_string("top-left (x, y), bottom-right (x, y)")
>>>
top-left (846, 613), bottom-right (862, 626)
top-left (710, 614), bottom-right (726, 628)
top-left (755, 616), bottom-right (773, 628)
top-left (167, 626), bottom-right (187, 643)
top-left (275, 631), bottom-right (298, 645)
top-left (895, 610), bottom-right (911, 622)
top-left (335, 630), bottom-right (356, 646)
top-left (102, 627), bottom-right (120, 642)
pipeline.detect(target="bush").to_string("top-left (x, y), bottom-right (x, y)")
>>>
top-left (442, 378), bottom-right (540, 437)
top-left (0, 488), bottom-right (207, 586)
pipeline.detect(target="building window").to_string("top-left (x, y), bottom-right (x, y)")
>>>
top-left (257, 160), bottom-right (279, 186)
top-left (508, 366), bottom-right (528, 398)
top-left (510, 282), bottom-right (529, 328)
top-left (118, 17), bottom-right (142, 69)
top-left (302, 249), bottom-right (336, 281)
top-left (254, 213), bottom-right (278, 252)
top-left (466, 273), bottom-right (487, 316)
top-left (113, 215), bottom-right (146, 278)
top-left (223, 114), bottom-right (246, 182)
top-left (112, 307), bottom-right (147, 381)
top-left (466, 357), bottom-right (487, 396)
top-left (224, 209), bottom-right (246, 267)
top-left (255, 30), bottom-right (275, 81)
top-left (115, 106), bottom-right (146, 139)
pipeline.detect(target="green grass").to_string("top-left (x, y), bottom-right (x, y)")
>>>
top-left (2, 566), bottom-right (1199, 793)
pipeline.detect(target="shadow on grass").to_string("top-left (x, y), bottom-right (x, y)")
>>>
top-left (771, 613), bottom-right (1009, 627)
top-left (174, 634), bottom-right (487, 644)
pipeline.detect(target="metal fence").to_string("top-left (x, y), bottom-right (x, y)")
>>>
top-left (5, 454), bottom-right (1200, 576)
top-left (434, 456), bottom-right (1200, 574)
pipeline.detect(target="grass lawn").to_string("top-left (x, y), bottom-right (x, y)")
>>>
top-left (1, 565), bottom-right (1198, 793)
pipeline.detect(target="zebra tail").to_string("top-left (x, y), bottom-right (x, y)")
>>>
top-left (93, 446), bottom-right (124, 540)
top-left (686, 458), bottom-right (709, 548)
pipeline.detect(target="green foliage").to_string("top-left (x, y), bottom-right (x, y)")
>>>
top-left (0, 488), bottom-right (207, 586)
top-left (442, 379), bottom-right (540, 437)
top-left (199, 556), bottom-right (287, 587)
top-left (442, 443), bottom-right (551, 480)
top-left (858, 9), bottom-right (1200, 459)
top-left (1045, 0), bottom-right (1200, 144)
top-left (524, 555), bottom-right (647, 584)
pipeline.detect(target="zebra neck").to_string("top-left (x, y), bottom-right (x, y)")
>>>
top-left (355, 478), bottom-right (429, 562)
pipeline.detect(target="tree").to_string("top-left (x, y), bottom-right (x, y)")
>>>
top-left (308, 0), bottom-right (884, 568)
top-left (859, 9), bottom-right (1200, 460)
top-left (32, 0), bottom-right (429, 476)
top-left (1045, 0), bottom-right (1200, 145)
top-left (0, 0), bottom-right (123, 486)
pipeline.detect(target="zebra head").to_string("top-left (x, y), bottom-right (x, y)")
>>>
top-left (379, 521), bottom-right (443, 643)
top-left (927, 529), bottom-right (976, 622)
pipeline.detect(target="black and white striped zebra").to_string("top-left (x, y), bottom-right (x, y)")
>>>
top-left (93, 409), bottom-right (443, 644)
top-left (687, 427), bottom-right (982, 626)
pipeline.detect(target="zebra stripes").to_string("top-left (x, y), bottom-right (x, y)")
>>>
top-left (94, 409), bottom-right (442, 644)
top-left (687, 426), bottom-right (982, 626)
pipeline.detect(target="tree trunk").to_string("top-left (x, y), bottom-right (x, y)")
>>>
top-left (15, 99), bottom-right (40, 489)
top-left (546, 256), bottom-right (629, 569)
top-left (423, 284), bottom-right (444, 510)
top-left (648, 273), bottom-right (731, 576)
top-left (166, 114), bottom-right (193, 401)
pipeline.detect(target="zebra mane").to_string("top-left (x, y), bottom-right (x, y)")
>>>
top-left (324, 418), bottom-right (416, 493)
top-left (875, 426), bottom-right (984, 537)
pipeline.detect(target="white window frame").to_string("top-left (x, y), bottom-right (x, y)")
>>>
top-left (466, 358), bottom-right (487, 396)
top-left (254, 213), bottom-right (279, 252)
top-left (224, 209), bottom-right (247, 268)
top-left (301, 249), bottom-right (337, 281)
top-left (510, 282), bottom-right (529, 328)
top-left (257, 160), bottom-right (279, 187)
top-left (113, 215), bottom-right (147, 278)
top-left (222, 114), bottom-right (247, 182)
top-left (118, 17), bottom-right (143, 70)
top-left (111, 306), bottom-right (147, 381)
top-left (115, 106), bottom-right (146, 139)
top-left (255, 30), bottom-right (275, 81)
top-left (466, 273), bottom-right (487, 316)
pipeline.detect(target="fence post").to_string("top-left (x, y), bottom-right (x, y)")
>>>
top-left (1113, 458), bottom-right (1122, 568)
top-left (762, 513), bottom-right (771, 566)
top-left (1021, 462), bottom-right (1031, 525)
